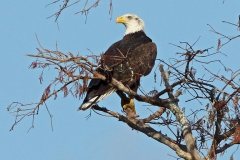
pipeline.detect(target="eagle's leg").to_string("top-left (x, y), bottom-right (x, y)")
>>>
top-left (116, 91), bottom-right (136, 118)
top-left (122, 80), bottom-right (140, 117)
top-left (122, 97), bottom-right (136, 117)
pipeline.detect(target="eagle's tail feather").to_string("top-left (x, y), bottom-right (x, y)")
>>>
top-left (79, 89), bottom-right (116, 110)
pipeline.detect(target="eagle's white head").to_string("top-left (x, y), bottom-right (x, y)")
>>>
top-left (116, 13), bottom-right (145, 35)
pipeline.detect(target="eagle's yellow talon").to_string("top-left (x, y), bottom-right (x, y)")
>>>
top-left (121, 98), bottom-right (136, 118)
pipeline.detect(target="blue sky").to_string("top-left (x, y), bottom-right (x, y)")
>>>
top-left (1, 1), bottom-right (240, 160)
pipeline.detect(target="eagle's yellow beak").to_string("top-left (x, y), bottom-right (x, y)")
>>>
top-left (116, 16), bottom-right (126, 24)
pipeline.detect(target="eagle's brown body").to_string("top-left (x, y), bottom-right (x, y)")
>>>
top-left (79, 30), bottom-right (157, 110)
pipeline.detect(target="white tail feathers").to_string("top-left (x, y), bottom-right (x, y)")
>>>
top-left (79, 96), bottom-right (98, 110)
top-left (79, 89), bottom-right (115, 110)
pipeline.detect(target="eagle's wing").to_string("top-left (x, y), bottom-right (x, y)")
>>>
top-left (111, 41), bottom-right (157, 87)
top-left (79, 41), bottom-right (122, 110)
top-left (129, 42), bottom-right (157, 77)
top-left (79, 78), bottom-right (115, 110)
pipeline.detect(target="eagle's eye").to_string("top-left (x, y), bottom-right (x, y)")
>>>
top-left (127, 16), bottom-right (132, 19)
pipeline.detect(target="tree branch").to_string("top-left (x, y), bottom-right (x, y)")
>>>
top-left (93, 105), bottom-right (193, 160)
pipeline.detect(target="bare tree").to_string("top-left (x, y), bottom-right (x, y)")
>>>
top-left (7, 1), bottom-right (240, 160)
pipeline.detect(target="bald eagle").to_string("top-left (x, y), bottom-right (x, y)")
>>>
top-left (79, 13), bottom-right (157, 111)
